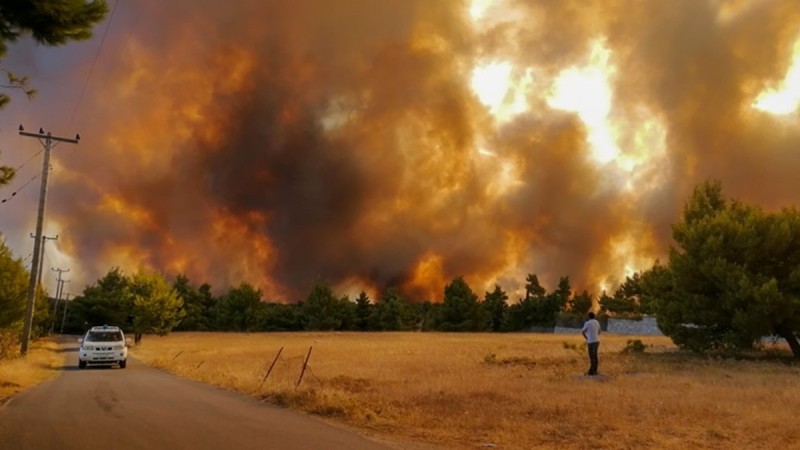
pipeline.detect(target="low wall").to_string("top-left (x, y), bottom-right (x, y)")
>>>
top-left (553, 326), bottom-right (581, 334)
top-left (606, 316), bottom-right (663, 335)
top-left (551, 316), bottom-right (663, 336)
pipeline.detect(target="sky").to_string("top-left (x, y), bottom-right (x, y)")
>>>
top-left (1, 0), bottom-right (799, 302)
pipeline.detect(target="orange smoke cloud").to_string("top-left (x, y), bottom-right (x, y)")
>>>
top-left (25, 0), bottom-right (800, 301)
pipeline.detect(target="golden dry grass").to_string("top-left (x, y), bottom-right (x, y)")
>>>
top-left (0, 337), bottom-right (67, 403)
top-left (131, 333), bottom-right (800, 449)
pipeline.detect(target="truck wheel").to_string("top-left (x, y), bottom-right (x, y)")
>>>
top-left (119, 359), bottom-right (127, 369)
top-left (79, 360), bottom-right (86, 369)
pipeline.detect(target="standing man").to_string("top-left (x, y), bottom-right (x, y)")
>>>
top-left (581, 312), bottom-right (601, 376)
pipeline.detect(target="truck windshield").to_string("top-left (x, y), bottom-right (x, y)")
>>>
top-left (86, 331), bottom-right (122, 342)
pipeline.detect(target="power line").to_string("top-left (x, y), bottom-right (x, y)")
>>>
top-left (67, 0), bottom-right (119, 128)
top-left (2, 132), bottom-right (47, 204)
top-left (13, 149), bottom-right (44, 171)
top-left (0, 172), bottom-right (40, 204)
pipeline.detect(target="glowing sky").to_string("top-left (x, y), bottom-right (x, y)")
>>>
top-left (1, 0), bottom-right (799, 302)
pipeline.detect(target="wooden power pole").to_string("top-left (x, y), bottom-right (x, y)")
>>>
top-left (18, 126), bottom-right (79, 356)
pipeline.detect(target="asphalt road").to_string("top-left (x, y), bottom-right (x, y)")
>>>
top-left (0, 341), bottom-right (393, 450)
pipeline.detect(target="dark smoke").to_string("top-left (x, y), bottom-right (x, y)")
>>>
top-left (26, 0), bottom-right (800, 301)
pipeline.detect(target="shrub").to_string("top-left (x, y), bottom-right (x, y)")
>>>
top-left (0, 331), bottom-right (19, 360)
top-left (623, 339), bottom-right (646, 353)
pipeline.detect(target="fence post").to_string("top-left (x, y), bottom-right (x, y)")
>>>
top-left (259, 347), bottom-right (284, 389)
top-left (295, 346), bottom-right (313, 388)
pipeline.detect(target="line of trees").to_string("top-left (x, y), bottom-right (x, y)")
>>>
top-left (3, 179), bottom-right (800, 359)
top-left (55, 268), bottom-right (647, 338)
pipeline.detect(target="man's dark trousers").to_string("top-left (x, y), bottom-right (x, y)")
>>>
top-left (587, 342), bottom-right (599, 375)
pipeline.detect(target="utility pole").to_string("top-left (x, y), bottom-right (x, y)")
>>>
top-left (50, 267), bottom-right (70, 333)
top-left (60, 293), bottom-right (72, 333)
top-left (32, 233), bottom-right (58, 288)
top-left (56, 279), bottom-right (70, 333)
top-left (19, 125), bottom-right (80, 356)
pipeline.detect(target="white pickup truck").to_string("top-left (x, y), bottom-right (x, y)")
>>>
top-left (77, 325), bottom-right (129, 369)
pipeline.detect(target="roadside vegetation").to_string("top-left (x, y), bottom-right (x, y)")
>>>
top-left (132, 332), bottom-right (800, 450)
top-left (0, 336), bottom-right (66, 403)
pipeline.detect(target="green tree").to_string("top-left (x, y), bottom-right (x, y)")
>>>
top-left (524, 273), bottom-right (546, 301)
top-left (372, 288), bottom-right (414, 331)
top-left (506, 274), bottom-right (547, 331)
top-left (129, 269), bottom-right (184, 344)
top-left (0, 237), bottom-right (28, 330)
top-left (302, 280), bottom-right (347, 331)
top-left (639, 262), bottom-right (672, 317)
top-left (173, 275), bottom-right (215, 331)
top-left (504, 299), bottom-right (531, 331)
top-left (600, 289), bottom-right (637, 316)
top-left (410, 300), bottom-right (436, 331)
top-left (437, 277), bottom-right (485, 331)
top-left (506, 275), bottom-right (567, 330)
top-left (553, 276), bottom-right (572, 309)
top-left (604, 272), bottom-right (653, 316)
top-left (70, 267), bottom-right (133, 329)
top-left (0, 0), bottom-right (108, 57)
top-left (214, 283), bottom-right (266, 332)
top-left (263, 303), bottom-right (303, 331)
top-left (483, 285), bottom-right (508, 331)
top-left (569, 290), bottom-right (593, 315)
top-left (0, 0), bottom-right (109, 182)
top-left (354, 291), bottom-right (372, 331)
top-left (655, 181), bottom-right (800, 357)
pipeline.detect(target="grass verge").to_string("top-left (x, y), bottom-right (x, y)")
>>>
top-left (0, 337), bottom-right (67, 404)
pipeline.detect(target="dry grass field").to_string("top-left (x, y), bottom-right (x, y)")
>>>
top-left (131, 332), bottom-right (800, 450)
top-left (0, 337), bottom-right (66, 403)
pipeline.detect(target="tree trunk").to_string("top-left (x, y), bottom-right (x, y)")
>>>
top-left (775, 326), bottom-right (800, 359)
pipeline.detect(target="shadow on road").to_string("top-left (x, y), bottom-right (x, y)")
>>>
top-left (57, 365), bottom-right (118, 372)
top-left (47, 345), bottom-right (79, 354)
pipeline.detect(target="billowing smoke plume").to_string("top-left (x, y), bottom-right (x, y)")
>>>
top-left (7, 0), bottom-right (800, 301)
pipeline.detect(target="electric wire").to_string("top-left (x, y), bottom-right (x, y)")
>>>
top-left (12, 148), bottom-right (43, 171)
top-left (0, 172), bottom-right (40, 204)
top-left (67, 0), bottom-right (119, 128)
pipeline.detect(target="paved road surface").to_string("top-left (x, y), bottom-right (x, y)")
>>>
top-left (0, 341), bottom-right (393, 450)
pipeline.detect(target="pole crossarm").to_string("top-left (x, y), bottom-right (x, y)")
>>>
top-left (19, 130), bottom-right (79, 144)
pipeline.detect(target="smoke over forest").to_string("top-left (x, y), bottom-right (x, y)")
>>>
top-left (3, 0), bottom-right (800, 301)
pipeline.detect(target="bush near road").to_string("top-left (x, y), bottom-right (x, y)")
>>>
top-left (0, 336), bottom-right (65, 403)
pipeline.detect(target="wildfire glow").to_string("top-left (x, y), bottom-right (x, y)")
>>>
top-left (753, 37), bottom-right (800, 115)
top-left (471, 62), bottom-right (512, 111)
top-left (406, 253), bottom-right (447, 300)
top-left (470, 62), bottom-right (533, 123)
top-left (547, 40), bottom-right (619, 164)
top-left (469, 0), bottom-right (496, 22)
